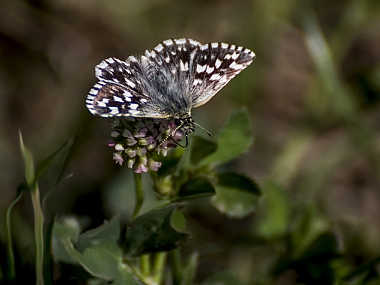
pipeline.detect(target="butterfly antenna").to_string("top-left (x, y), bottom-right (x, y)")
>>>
top-left (194, 122), bottom-right (213, 137)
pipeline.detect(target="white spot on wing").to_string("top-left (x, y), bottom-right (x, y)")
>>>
top-left (175, 38), bottom-right (187, 44)
top-left (113, 96), bottom-right (124, 103)
top-left (231, 52), bottom-right (239, 60)
top-left (129, 103), bottom-right (139, 110)
top-left (129, 109), bottom-right (140, 115)
top-left (89, 89), bottom-right (98, 95)
top-left (206, 66), bottom-right (214, 74)
top-left (180, 61), bottom-right (189, 71)
top-left (163, 39), bottom-right (174, 45)
top-left (196, 64), bottom-right (206, 73)
top-left (193, 78), bottom-right (203, 86)
top-left (230, 62), bottom-right (243, 70)
top-left (125, 79), bottom-right (136, 88)
top-left (210, 74), bottom-right (222, 80)
top-left (215, 59), bottom-right (222, 68)
top-left (155, 44), bottom-right (164, 52)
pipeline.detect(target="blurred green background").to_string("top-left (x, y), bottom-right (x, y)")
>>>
top-left (1, 0), bottom-right (380, 284)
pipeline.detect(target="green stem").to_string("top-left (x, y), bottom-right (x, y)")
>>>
top-left (5, 191), bottom-right (23, 280)
top-left (31, 186), bottom-right (45, 285)
top-left (132, 172), bottom-right (144, 219)
top-left (343, 255), bottom-right (380, 281)
top-left (153, 252), bottom-right (167, 285)
top-left (171, 249), bottom-right (182, 285)
top-left (140, 254), bottom-right (150, 277)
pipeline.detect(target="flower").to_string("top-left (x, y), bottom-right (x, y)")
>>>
top-left (109, 118), bottom-right (183, 173)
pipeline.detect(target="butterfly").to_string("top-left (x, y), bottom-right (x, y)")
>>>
top-left (86, 38), bottom-right (255, 145)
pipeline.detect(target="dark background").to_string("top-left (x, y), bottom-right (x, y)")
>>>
top-left (1, 1), bottom-right (380, 284)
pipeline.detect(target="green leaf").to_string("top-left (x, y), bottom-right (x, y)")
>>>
top-left (52, 217), bottom-right (81, 264)
top-left (66, 240), bottom-right (145, 285)
top-left (69, 240), bottom-right (121, 281)
top-left (171, 208), bottom-right (187, 232)
top-left (19, 131), bottom-right (35, 189)
top-left (201, 271), bottom-right (245, 285)
top-left (54, 218), bottom-right (144, 284)
top-left (190, 135), bottom-right (217, 166)
top-left (124, 204), bottom-right (189, 257)
top-left (256, 182), bottom-right (290, 239)
top-left (200, 108), bottom-right (253, 166)
top-left (211, 173), bottom-right (261, 218)
top-left (178, 176), bottom-right (215, 200)
top-left (291, 205), bottom-right (329, 259)
top-left (76, 217), bottom-right (120, 252)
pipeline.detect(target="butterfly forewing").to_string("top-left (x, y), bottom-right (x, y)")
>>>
top-left (190, 42), bottom-right (255, 108)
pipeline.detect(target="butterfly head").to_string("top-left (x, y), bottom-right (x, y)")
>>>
top-left (174, 113), bottom-right (195, 136)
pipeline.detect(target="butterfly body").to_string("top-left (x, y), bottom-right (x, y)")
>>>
top-left (87, 38), bottom-right (255, 136)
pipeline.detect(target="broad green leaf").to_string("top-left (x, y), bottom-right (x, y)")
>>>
top-left (66, 240), bottom-right (145, 285)
top-left (125, 204), bottom-right (189, 257)
top-left (200, 108), bottom-right (253, 166)
top-left (178, 176), bottom-right (215, 200)
top-left (201, 271), bottom-right (245, 285)
top-left (52, 217), bottom-right (81, 264)
top-left (211, 173), bottom-right (261, 218)
top-left (76, 217), bottom-right (120, 252)
top-left (190, 135), bottom-right (217, 166)
top-left (69, 240), bottom-right (121, 281)
top-left (171, 208), bottom-right (187, 232)
top-left (256, 182), bottom-right (290, 239)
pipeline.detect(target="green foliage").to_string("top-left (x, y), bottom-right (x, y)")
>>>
top-left (124, 204), bottom-right (189, 257)
top-left (202, 271), bottom-right (245, 285)
top-left (48, 109), bottom-right (261, 284)
top-left (256, 182), bottom-right (290, 239)
top-left (152, 109), bottom-right (261, 218)
top-left (212, 173), bottom-right (261, 218)
top-left (53, 217), bottom-right (145, 285)
top-left (200, 108), bottom-right (253, 166)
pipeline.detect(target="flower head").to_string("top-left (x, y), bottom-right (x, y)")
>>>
top-left (109, 118), bottom-right (183, 173)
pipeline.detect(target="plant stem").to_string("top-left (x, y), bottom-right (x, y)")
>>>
top-left (5, 191), bottom-right (23, 280)
top-left (153, 252), bottom-right (167, 285)
top-left (140, 254), bottom-right (150, 277)
top-left (31, 185), bottom-right (45, 285)
top-left (171, 249), bottom-right (182, 285)
top-left (132, 172), bottom-right (144, 219)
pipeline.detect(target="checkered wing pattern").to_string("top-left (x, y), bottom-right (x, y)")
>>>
top-left (189, 42), bottom-right (255, 108)
top-left (86, 38), bottom-right (255, 119)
